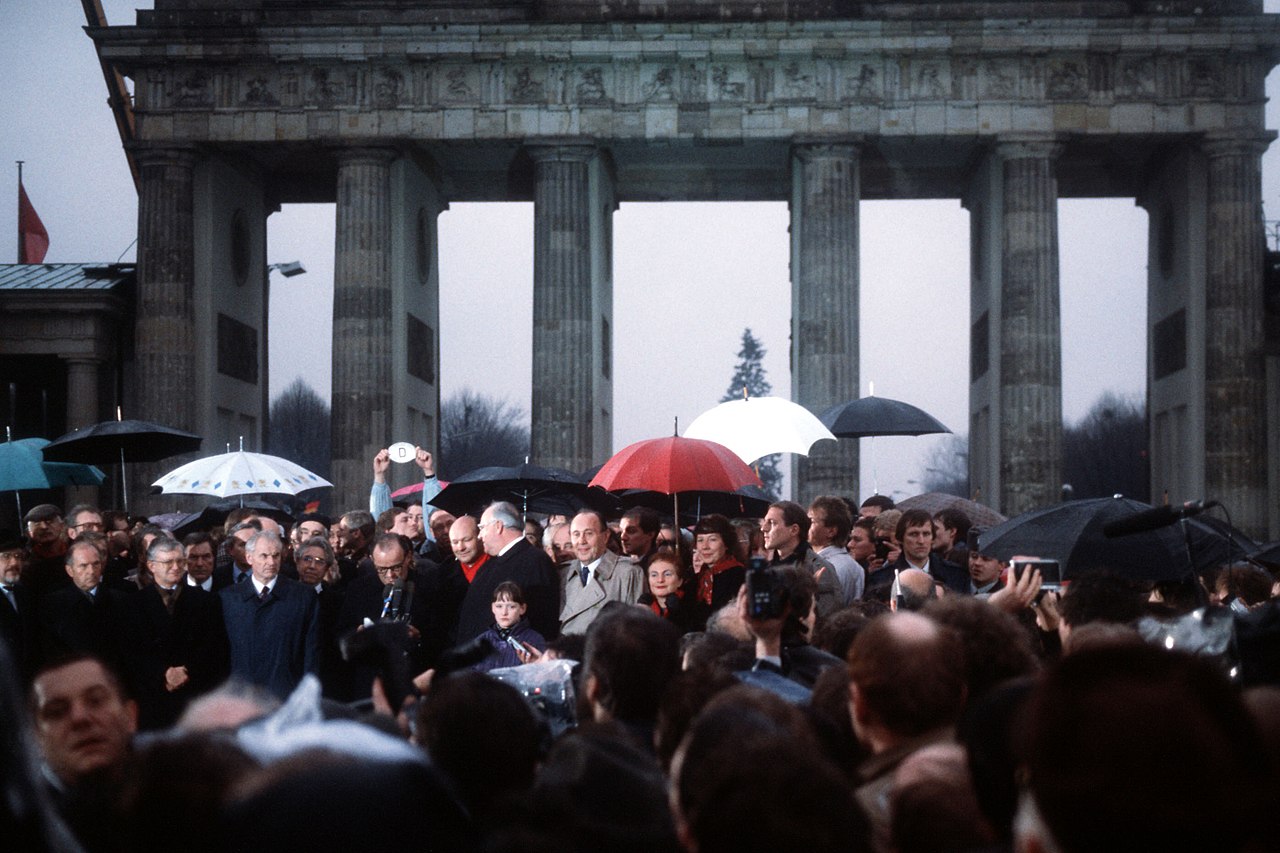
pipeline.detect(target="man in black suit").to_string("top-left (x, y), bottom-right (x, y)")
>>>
top-left (220, 529), bottom-right (318, 699)
top-left (455, 501), bottom-right (559, 643)
top-left (123, 537), bottom-right (228, 729)
top-left (294, 534), bottom-right (348, 699)
top-left (183, 531), bottom-right (232, 592)
top-left (873, 509), bottom-right (969, 600)
top-left (0, 530), bottom-right (39, 682)
top-left (39, 540), bottom-right (129, 671)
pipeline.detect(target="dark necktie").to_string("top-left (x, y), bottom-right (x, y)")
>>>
top-left (579, 565), bottom-right (589, 587)
top-left (237, 570), bottom-right (249, 584)
top-left (258, 585), bottom-right (270, 602)
top-left (158, 586), bottom-right (177, 613)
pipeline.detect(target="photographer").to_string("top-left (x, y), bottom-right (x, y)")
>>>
top-left (737, 564), bottom-right (843, 689)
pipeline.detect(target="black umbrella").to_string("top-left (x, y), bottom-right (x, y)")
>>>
top-left (819, 396), bottom-right (951, 438)
top-left (432, 463), bottom-right (614, 518)
top-left (42, 418), bottom-right (203, 513)
top-left (42, 419), bottom-right (203, 464)
top-left (615, 485), bottom-right (772, 523)
top-left (169, 499), bottom-right (297, 538)
top-left (977, 496), bottom-right (1194, 583)
top-left (1182, 515), bottom-right (1256, 573)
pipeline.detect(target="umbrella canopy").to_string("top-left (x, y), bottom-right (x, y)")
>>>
top-left (432, 464), bottom-right (612, 518)
top-left (819, 396), bottom-right (951, 438)
top-left (1252, 540), bottom-right (1280, 569)
top-left (589, 436), bottom-right (761, 495)
top-left (897, 492), bottom-right (1007, 528)
top-left (0, 437), bottom-right (106, 491)
top-left (42, 419), bottom-right (202, 464)
top-left (683, 396), bottom-right (836, 464)
top-left (616, 484), bottom-right (773, 522)
top-left (169, 499), bottom-right (299, 537)
top-left (152, 450), bottom-right (331, 498)
top-left (977, 496), bottom-right (1193, 583)
top-left (1182, 515), bottom-right (1256, 573)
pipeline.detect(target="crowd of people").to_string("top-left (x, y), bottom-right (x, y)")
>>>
top-left (2, 446), bottom-right (1279, 853)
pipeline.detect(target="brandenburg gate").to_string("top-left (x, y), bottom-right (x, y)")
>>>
top-left (90, 0), bottom-right (1280, 538)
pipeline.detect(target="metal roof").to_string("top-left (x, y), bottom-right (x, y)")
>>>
top-left (0, 263), bottom-right (135, 292)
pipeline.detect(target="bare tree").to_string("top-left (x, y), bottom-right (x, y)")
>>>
top-left (440, 389), bottom-right (530, 479)
top-left (919, 434), bottom-right (969, 497)
top-left (1062, 392), bottom-right (1148, 501)
top-left (268, 378), bottom-right (330, 477)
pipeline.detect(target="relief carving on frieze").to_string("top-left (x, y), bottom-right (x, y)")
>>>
top-left (848, 62), bottom-right (880, 102)
top-left (644, 66), bottom-right (677, 101)
top-left (445, 67), bottom-right (475, 101)
top-left (1117, 57), bottom-right (1156, 99)
top-left (307, 68), bottom-right (343, 108)
top-left (242, 76), bottom-right (278, 107)
top-left (915, 63), bottom-right (946, 100)
top-left (781, 62), bottom-right (814, 99)
top-left (680, 63), bottom-right (706, 102)
top-left (509, 66), bottom-right (544, 103)
top-left (174, 70), bottom-right (212, 107)
top-left (373, 67), bottom-right (404, 108)
top-left (981, 60), bottom-right (1016, 99)
top-left (1185, 58), bottom-right (1222, 98)
top-left (1046, 59), bottom-right (1087, 100)
top-left (711, 65), bottom-right (746, 100)
top-left (577, 67), bottom-right (608, 103)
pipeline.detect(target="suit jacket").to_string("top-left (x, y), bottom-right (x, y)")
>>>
top-left (560, 551), bottom-right (646, 636)
top-left (456, 539), bottom-right (560, 643)
top-left (220, 575), bottom-right (318, 699)
top-left (123, 584), bottom-right (229, 729)
top-left (335, 571), bottom-right (440, 700)
top-left (0, 583), bottom-right (40, 682)
top-left (39, 585), bottom-right (130, 671)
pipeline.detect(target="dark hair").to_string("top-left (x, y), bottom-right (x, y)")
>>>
top-left (932, 507), bottom-right (972, 544)
top-left (493, 580), bottom-right (526, 605)
top-left (621, 506), bottom-right (660, 535)
top-left (847, 613), bottom-right (965, 737)
top-left (693, 514), bottom-right (744, 563)
top-left (895, 509), bottom-right (934, 543)
top-left (376, 507), bottom-right (404, 532)
top-left (583, 607), bottom-right (680, 723)
top-left (860, 495), bottom-right (895, 512)
top-left (1216, 562), bottom-right (1273, 606)
top-left (852, 516), bottom-right (876, 536)
top-left (924, 596), bottom-right (1039, 704)
top-left (31, 652), bottom-right (131, 707)
top-left (1022, 646), bottom-right (1269, 853)
top-left (182, 531), bottom-right (215, 550)
top-left (779, 565), bottom-right (817, 642)
top-left (370, 532), bottom-right (412, 560)
top-left (812, 604), bottom-right (884, 661)
top-left (1060, 572), bottom-right (1148, 629)
top-left (768, 500), bottom-right (811, 539)
top-left (809, 495), bottom-right (854, 543)
top-left (648, 546), bottom-right (691, 583)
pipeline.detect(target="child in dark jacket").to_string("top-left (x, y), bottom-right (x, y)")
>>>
top-left (472, 581), bottom-right (547, 672)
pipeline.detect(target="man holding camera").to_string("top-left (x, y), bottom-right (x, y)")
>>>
top-left (737, 564), bottom-right (843, 690)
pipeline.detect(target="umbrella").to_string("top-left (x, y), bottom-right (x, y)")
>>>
top-left (0, 435), bottom-right (106, 519)
top-left (977, 496), bottom-right (1193, 583)
top-left (1181, 515), bottom-right (1255, 573)
top-left (616, 484), bottom-right (772, 523)
top-left (590, 436), bottom-right (762, 495)
top-left (897, 492), bottom-right (1007, 528)
top-left (42, 416), bottom-right (203, 513)
top-left (683, 396), bottom-right (836, 464)
top-left (431, 463), bottom-right (612, 518)
top-left (152, 449), bottom-right (331, 499)
top-left (169, 499), bottom-right (298, 538)
top-left (819, 395), bottom-right (952, 438)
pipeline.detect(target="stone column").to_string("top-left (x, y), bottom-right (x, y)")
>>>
top-left (1202, 133), bottom-right (1270, 539)
top-left (529, 143), bottom-right (606, 474)
top-left (997, 137), bottom-right (1063, 516)
top-left (331, 147), bottom-right (396, 510)
top-left (791, 142), bottom-right (861, 504)
top-left (134, 147), bottom-right (196, 510)
top-left (64, 358), bottom-right (101, 430)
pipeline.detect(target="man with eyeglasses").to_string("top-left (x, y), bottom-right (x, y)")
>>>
top-left (122, 537), bottom-right (228, 729)
top-left (64, 505), bottom-right (105, 542)
top-left (336, 532), bottom-right (438, 699)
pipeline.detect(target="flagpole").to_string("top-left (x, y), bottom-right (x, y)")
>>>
top-left (15, 161), bottom-right (23, 264)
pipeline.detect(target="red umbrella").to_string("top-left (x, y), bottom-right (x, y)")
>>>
top-left (589, 436), bottom-right (761, 495)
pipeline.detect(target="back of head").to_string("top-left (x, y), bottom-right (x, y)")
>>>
top-left (1060, 571), bottom-right (1148, 629)
top-left (847, 612), bottom-right (965, 739)
top-left (584, 607), bottom-right (681, 724)
top-left (1021, 645), bottom-right (1268, 853)
top-left (924, 596), bottom-right (1039, 704)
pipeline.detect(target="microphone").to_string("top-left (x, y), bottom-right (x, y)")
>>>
top-left (380, 579), bottom-right (406, 620)
top-left (1102, 500), bottom-right (1218, 538)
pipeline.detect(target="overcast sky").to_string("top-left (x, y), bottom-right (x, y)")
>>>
top-left (5, 1), bottom-right (1280, 503)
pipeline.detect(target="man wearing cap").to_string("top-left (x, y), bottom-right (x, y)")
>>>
top-left (24, 504), bottom-right (70, 598)
top-left (0, 530), bottom-right (39, 681)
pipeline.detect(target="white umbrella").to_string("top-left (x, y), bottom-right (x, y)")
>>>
top-left (684, 395), bottom-right (836, 465)
top-left (152, 449), bottom-right (332, 498)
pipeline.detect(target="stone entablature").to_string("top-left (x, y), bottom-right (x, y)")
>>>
top-left (100, 18), bottom-right (1278, 148)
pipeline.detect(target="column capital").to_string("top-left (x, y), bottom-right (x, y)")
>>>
top-left (791, 136), bottom-right (863, 162)
top-left (525, 139), bottom-right (598, 164)
top-left (1200, 131), bottom-right (1276, 160)
top-left (333, 145), bottom-right (398, 167)
top-left (995, 133), bottom-right (1062, 162)
top-left (130, 144), bottom-right (198, 170)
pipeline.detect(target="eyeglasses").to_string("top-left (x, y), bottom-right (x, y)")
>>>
top-left (72, 522), bottom-right (104, 531)
top-left (150, 558), bottom-right (185, 568)
top-left (374, 564), bottom-right (405, 576)
top-left (299, 555), bottom-right (330, 565)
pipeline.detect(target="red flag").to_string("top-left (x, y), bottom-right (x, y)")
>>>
top-left (18, 179), bottom-right (49, 264)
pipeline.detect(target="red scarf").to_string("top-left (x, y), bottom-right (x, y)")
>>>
top-left (649, 585), bottom-right (685, 617)
top-left (459, 552), bottom-right (489, 584)
top-left (696, 557), bottom-right (743, 606)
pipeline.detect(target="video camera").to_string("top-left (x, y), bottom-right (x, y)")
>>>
top-left (745, 556), bottom-right (789, 619)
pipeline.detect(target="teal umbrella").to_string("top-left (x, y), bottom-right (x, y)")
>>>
top-left (0, 433), bottom-right (106, 519)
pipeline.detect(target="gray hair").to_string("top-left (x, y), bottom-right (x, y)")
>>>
top-left (487, 501), bottom-right (522, 531)
top-left (542, 522), bottom-right (567, 550)
top-left (296, 536), bottom-right (335, 565)
top-left (147, 536), bottom-right (184, 562)
top-left (245, 529), bottom-right (283, 554)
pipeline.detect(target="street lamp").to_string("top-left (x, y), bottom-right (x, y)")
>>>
top-left (268, 260), bottom-right (306, 277)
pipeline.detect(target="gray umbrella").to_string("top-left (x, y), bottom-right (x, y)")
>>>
top-left (819, 396), bottom-right (952, 438)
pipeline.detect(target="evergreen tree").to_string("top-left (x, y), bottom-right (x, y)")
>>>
top-left (721, 328), bottom-right (783, 498)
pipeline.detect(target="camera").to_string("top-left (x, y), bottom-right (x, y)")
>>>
top-left (874, 538), bottom-right (892, 563)
top-left (1012, 558), bottom-right (1062, 592)
top-left (746, 557), bottom-right (789, 619)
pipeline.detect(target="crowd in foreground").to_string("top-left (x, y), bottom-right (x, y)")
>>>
top-left (3, 448), bottom-right (1280, 853)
